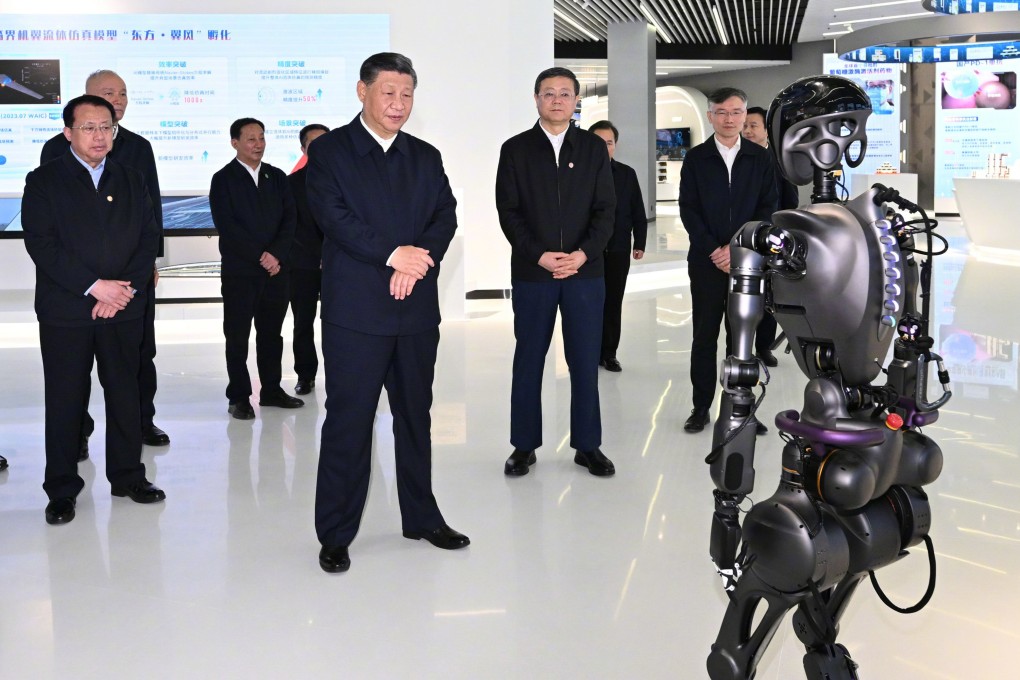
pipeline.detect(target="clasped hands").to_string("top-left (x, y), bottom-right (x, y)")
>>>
top-left (710, 245), bottom-right (730, 273)
top-left (389, 245), bottom-right (434, 300)
top-left (90, 279), bottom-right (135, 320)
top-left (539, 250), bottom-right (587, 279)
top-left (260, 251), bottom-right (281, 276)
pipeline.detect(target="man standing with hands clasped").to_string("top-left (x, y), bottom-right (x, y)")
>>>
top-left (307, 52), bottom-right (468, 574)
top-left (496, 67), bottom-right (616, 478)
top-left (678, 87), bottom-right (777, 435)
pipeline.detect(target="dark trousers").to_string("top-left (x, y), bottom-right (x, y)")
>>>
top-left (756, 311), bottom-right (778, 356)
top-left (40, 319), bottom-right (146, 500)
top-left (601, 250), bottom-right (631, 360)
top-left (221, 272), bottom-right (290, 403)
top-left (289, 267), bottom-right (321, 382)
top-left (689, 264), bottom-right (732, 410)
top-left (510, 277), bottom-right (604, 452)
top-left (315, 322), bottom-right (444, 547)
top-left (80, 277), bottom-right (159, 439)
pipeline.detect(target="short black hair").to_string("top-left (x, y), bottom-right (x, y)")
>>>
top-left (534, 67), bottom-right (580, 96)
top-left (299, 123), bottom-right (330, 149)
top-left (230, 117), bottom-right (264, 140)
top-left (360, 52), bottom-right (417, 88)
top-left (745, 106), bottom-right (767, 121)
top-left (588, 120), bottom-right (618, 142)
top-left (63, 94), bottom-right (115, 128)
top-left (708, 87), bottom-right (748, 106)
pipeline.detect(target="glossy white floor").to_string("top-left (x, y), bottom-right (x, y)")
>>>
top-left (1, 212), bottom-right (1018, 679)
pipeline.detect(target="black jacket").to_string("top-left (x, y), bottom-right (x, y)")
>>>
top-left (209, 159), bottom-right (296, 277)
top-left (288, 167), bottom-right (323, 270)
top-left (496, 122), bottom-right (616, 281)
top-left (306, 115), bottom-right (458, 337)
top-left (22, 153), bottom-right (160, 327)
top-left (41, 125), bottom-right (164, 256)
top-left (678, 135), bottom-right (777, 265)
top-left (607, 159), bottom-right (647, 253)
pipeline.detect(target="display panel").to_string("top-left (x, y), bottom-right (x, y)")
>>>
top-left (655, 127), bottom-right (690, 161)
top-left (0, 13), bottom-right (388, 236)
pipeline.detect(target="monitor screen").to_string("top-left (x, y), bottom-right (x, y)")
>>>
top-left (655, 127), bottom-right (690, 161)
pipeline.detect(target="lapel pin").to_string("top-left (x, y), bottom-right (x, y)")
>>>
top-left (568, 162), bottom-right (574, 168)
top-left (106, 195), bottom-right (113, 202)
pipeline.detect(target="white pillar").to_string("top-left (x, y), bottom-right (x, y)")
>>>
top-left (607, 20), bottom-right (656, 219)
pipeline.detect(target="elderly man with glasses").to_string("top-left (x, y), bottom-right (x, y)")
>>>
top-left (23, 94), bottom-right (163, 525)
top-left (678, 87), bottom-right (778, 435)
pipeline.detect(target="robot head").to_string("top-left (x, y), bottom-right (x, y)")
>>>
top-left (767, 76), bottom-right (872, 185)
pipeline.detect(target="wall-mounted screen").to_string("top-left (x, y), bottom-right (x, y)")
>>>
top-left (655, 127), bottom-right (690, 161)
top-left (0, 13), bottom-right (388, 236)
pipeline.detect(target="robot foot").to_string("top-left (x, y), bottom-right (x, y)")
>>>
top-left (803, 644), bottom-right (859, 679)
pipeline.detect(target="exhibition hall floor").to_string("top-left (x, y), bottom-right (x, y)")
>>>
top-left (1, 214), bottom-right (1018, 679)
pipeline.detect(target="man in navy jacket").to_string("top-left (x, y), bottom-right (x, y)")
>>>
top-left (209, 118), bottom-right (302, 419)
top-left (307, 52), bottom-right (468, 574)
top-left (496, 67), bottom-right (616, 478)
top-left (23, 95), bottom-right (164, 525)
top-left (40, 69), bottom-right (169, 451)
top-left (679, 87), bottom-right (778, 434)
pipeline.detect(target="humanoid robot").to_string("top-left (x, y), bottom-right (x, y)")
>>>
top-left (704, 75), bottom-right (952, 679)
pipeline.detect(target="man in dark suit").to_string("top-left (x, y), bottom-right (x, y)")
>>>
top-left (209, 118), bottom-right (302, 419)
top-left (679, 88), bottom-right (778, 435)
top-left (306, 52), bottom-right (469, 574)
top-left (496, 67), bottom-right (616, 478)
top-left (288, 123), bottom-right (329, 395)
top-left (743, 105), bottom-right (799, 368)
top-left (40, 69), bottom-right (169, 451)
top-left (23, 94), bottom-right (165, 525)
top-left (588, 120), bottom-right (647, 373)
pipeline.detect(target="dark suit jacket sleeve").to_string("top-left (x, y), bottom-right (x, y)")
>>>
top-left (122, 185), bottom-right (160, 290)
top-left (209, 170), bottom-right (264, 266)
top-left (627, 165), bottom-right (647, 251)
top-left (22, 170), bottom-right (101, 296)
top-left (754, 155), bottom-right (779, 221)
top-left (678, 159), bottom-right (716, 258)
top-left (495, 142), bottom-right (545, 264)
top-left (266, 171), bottom-right (296, 265)
top-left (781, 178), bottom-right (799, 210)
top-left (414, 152), bottom-right (458, 264)
top-left (576, 149), bottom-right (616, 261)
top-left (306, 143), bottom-right (400, 266)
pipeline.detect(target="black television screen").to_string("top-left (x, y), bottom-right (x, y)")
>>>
top-left (656, 127), bottom-right (691, 161)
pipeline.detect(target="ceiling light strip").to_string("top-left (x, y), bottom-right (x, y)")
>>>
top-left (673, 0), bottom-right (707, 43)
top-left (553, 7), bottom-right (602, 41)
top-left (721, 0), bottom-right (742, 45)
top-left (639, 2), bottom-right (676, 43)
top-left (663, 0), bottom-right (697, 43)
top-left (684, 0), bottom-right (715, 43)
top-left (740, 0), bottom-right (751, 44)
top-left (835, 0), bottom-right (919, 12)
top-left (711, 4), bottom-right (730, 45)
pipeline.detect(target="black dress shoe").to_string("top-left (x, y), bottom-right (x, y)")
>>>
top-left (259, 393), bottom-right (305, 409)
top-left (758, 350), bottom-right (779, 368)
top-left (228, 401), bottom-right (256, 420)
top-left (574, 448), bottom-right (615, 476)
top-left (600, 357), bottom-right (623, 372)
top-left (295, 379), bottom-right (315, 395)
top-left (684, 407), bottom-right (711, 433)
top-left (141, 424), bottom-right (170, 447)
top-left (755, 418), bottom-right (768, 436)
top-left (111, 480), bottom-right (166, 504)
top-left (504, 448), bottom-right (536, 476)
top-left (403, 524), bottom-right (470, 550)
top-left (319, 545), bottom-right (351, 573)
top-left (0, 454), bottom-right (7, 471)
top-left (45, 497), bottom-right (76, 525)
top-left (78, 434), bottom-right (89, 462)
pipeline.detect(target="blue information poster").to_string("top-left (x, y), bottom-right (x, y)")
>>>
top-left (823, 54), bottom-right (901, 176)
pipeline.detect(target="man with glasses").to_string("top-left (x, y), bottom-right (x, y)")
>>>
top-left (496, 67), bottom-right (616, 478)
top-left (24, 94), bottom-right (164, 525)
top-left (679, 87), bottom-right (777, 434)
top-left (40, 70), bottom-right (169, 455)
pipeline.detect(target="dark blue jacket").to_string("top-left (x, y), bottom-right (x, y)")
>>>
top-left (496, 122), bottom-right (616, 281)
top-left (305, 115), bottom-right (458, 337)
top-left (678, 135), bottom-right (777, 265)
top-left (22, 153), bottom-right (159, 327)
top-left (288, 167), bottom-right (323, 271)
top-left (209, 159), bottom-right (296, 277)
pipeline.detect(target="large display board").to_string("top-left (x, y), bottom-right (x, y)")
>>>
top-left (934, 59), bottom-right (1020, 212)
top-left (0, 14), bottom-right (388, 199)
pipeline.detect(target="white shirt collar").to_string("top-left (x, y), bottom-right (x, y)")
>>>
top-left (360, 114), bottom-right (396, 152)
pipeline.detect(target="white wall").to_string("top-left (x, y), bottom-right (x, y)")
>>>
top-left (6, 1), bottom-right (553, 293)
